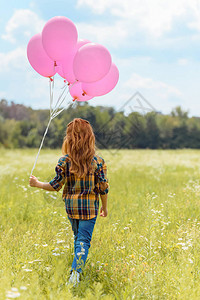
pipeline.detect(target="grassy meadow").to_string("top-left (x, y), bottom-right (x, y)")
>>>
top-left (1, 148), bottom-right (200, 299)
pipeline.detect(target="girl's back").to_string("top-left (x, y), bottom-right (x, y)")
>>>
top-left (49, 152), bottom-right (109, 219)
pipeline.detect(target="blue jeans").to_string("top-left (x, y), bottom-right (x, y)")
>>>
top-left (67, 215), bottom-right (97, 273)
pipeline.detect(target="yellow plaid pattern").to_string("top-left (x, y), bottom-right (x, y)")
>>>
top-left (49, 154), bottom-right (109, 220)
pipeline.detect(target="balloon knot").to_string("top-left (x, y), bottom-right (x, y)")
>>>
top-left (72, 98), bottom-right (76, 102)
top-left (82, 92), bottom-right (86, 96)
top-left (50, 77), bottom-right (53, 82)
top-left (64, 79), bottom-right (66, 83)
top-left (54, 61), bottom-right (57, 67)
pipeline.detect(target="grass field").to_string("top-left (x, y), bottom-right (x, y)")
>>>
top-left (1, 148), bottom-right (200, 299)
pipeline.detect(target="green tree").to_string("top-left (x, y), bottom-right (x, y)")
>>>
top-left (145, 112), bottom-right (160, 149)
top-left (125, 112), bottom-right (147, 148)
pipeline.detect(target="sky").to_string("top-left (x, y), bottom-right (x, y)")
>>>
top-left (1, 0), bottom-right (200, 117)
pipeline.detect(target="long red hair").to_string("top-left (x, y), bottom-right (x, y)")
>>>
top-left (62, 118), bottom-right (96, 177)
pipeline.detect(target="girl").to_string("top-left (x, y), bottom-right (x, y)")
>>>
top-left (29, 118), bottom-right (109, 286)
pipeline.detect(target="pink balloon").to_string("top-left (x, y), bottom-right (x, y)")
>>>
top-left (42, 16), bottom-right (78, 61)
top-left (57, 40), bottom-right (91, 84)
top-left (27, 33), bottom-right (56, 77)
top-left (77, 39), bottom-right (91, 49)
top-left (69, 82), bottom-right (93, 102)
top-left (73, 43), bottom-right (112, 83)
top-left (82, 63), bottom-right (119, 96)
top-left (56, 54), bottom-right (76, 83)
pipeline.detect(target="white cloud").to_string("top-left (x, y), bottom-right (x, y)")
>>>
top-left (0, 45), bottom-right (48, 106)
top-left (2, 9), bottom-right (44, 43)
top-left (0, 47), bottom-right (27, 71)
top-left (77, 0), bottom-right (200, 38)
top-left (187, 1), bottom-right (200, 31)
top-left (177, 58), bottom-right (188, 66)
top-left (76, 21), bottom-right (128, 48)
top-left (125, 73), bottom-right (182, 98)
top-left (0, 91), bottom-right (7, 99)
top-left (77, 0), bottom-right (109, 14)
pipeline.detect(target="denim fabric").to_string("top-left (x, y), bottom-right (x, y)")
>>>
top-left (68, 215), bottom-right (97, 273)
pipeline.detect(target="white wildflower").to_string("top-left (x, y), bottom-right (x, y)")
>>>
top-left (182, 246), bottom-right (188, 250)
top-left (57, 240), bottom-right (65, 244)
top-left (77, 252), bottom-right (85, 256)
top-left (6, 290), bottom-right (21, 298)
top-left (52, 248), bottom-right (59, 252)
top-left (11, 288), bottom-right (18, 292)
top-left (33, 259), bottom-right (43, 262)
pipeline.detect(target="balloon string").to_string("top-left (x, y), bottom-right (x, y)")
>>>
top-left (69, 80), bottom-right (78, 92)
top-left (30, 79), bottom-right (77, 176)
top-left (50, 79), bottom-right (77, 117)
top-left (52, 106), bottom-right (65, 119)
top-left (51, 81), bottom-right (76, 118)
top-left (51, 76), bottom-right (55, 106)
top-left (49, 79), bottom-right (52, 115)
top-left (52, 83), bottom-right (67, 114)
top-left (49, 78), bottom-right (53, 115)
top-left (51, 84), bottom-right (68, 116)
top-left (30, 117), bottom-right (52, 176)
top-left (51, 97), bottom-right (66, 118)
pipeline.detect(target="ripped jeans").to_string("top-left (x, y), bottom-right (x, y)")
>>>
top-left (67, 215), bottom-right (97, 273)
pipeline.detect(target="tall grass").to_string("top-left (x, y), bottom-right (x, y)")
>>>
top-left (1, 149), bottom-right (200, 299)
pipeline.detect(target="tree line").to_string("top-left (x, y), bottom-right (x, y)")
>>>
top-left (1, 99), bottom-right (200, 149)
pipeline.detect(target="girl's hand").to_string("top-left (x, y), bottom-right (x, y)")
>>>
top-left (100, 206), bottom-right (108, 217)
top-left (29, 175), bottom-right (39, 187)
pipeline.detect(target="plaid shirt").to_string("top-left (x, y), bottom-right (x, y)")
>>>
top-left (49, 154), bottom-right (109, 220)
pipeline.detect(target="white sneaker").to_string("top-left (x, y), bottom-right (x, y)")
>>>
top-left (66, 270), bottom-right (80, 287)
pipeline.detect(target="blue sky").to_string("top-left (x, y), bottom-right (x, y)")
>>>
top-left (1, 0), bottom-right (200, 116)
